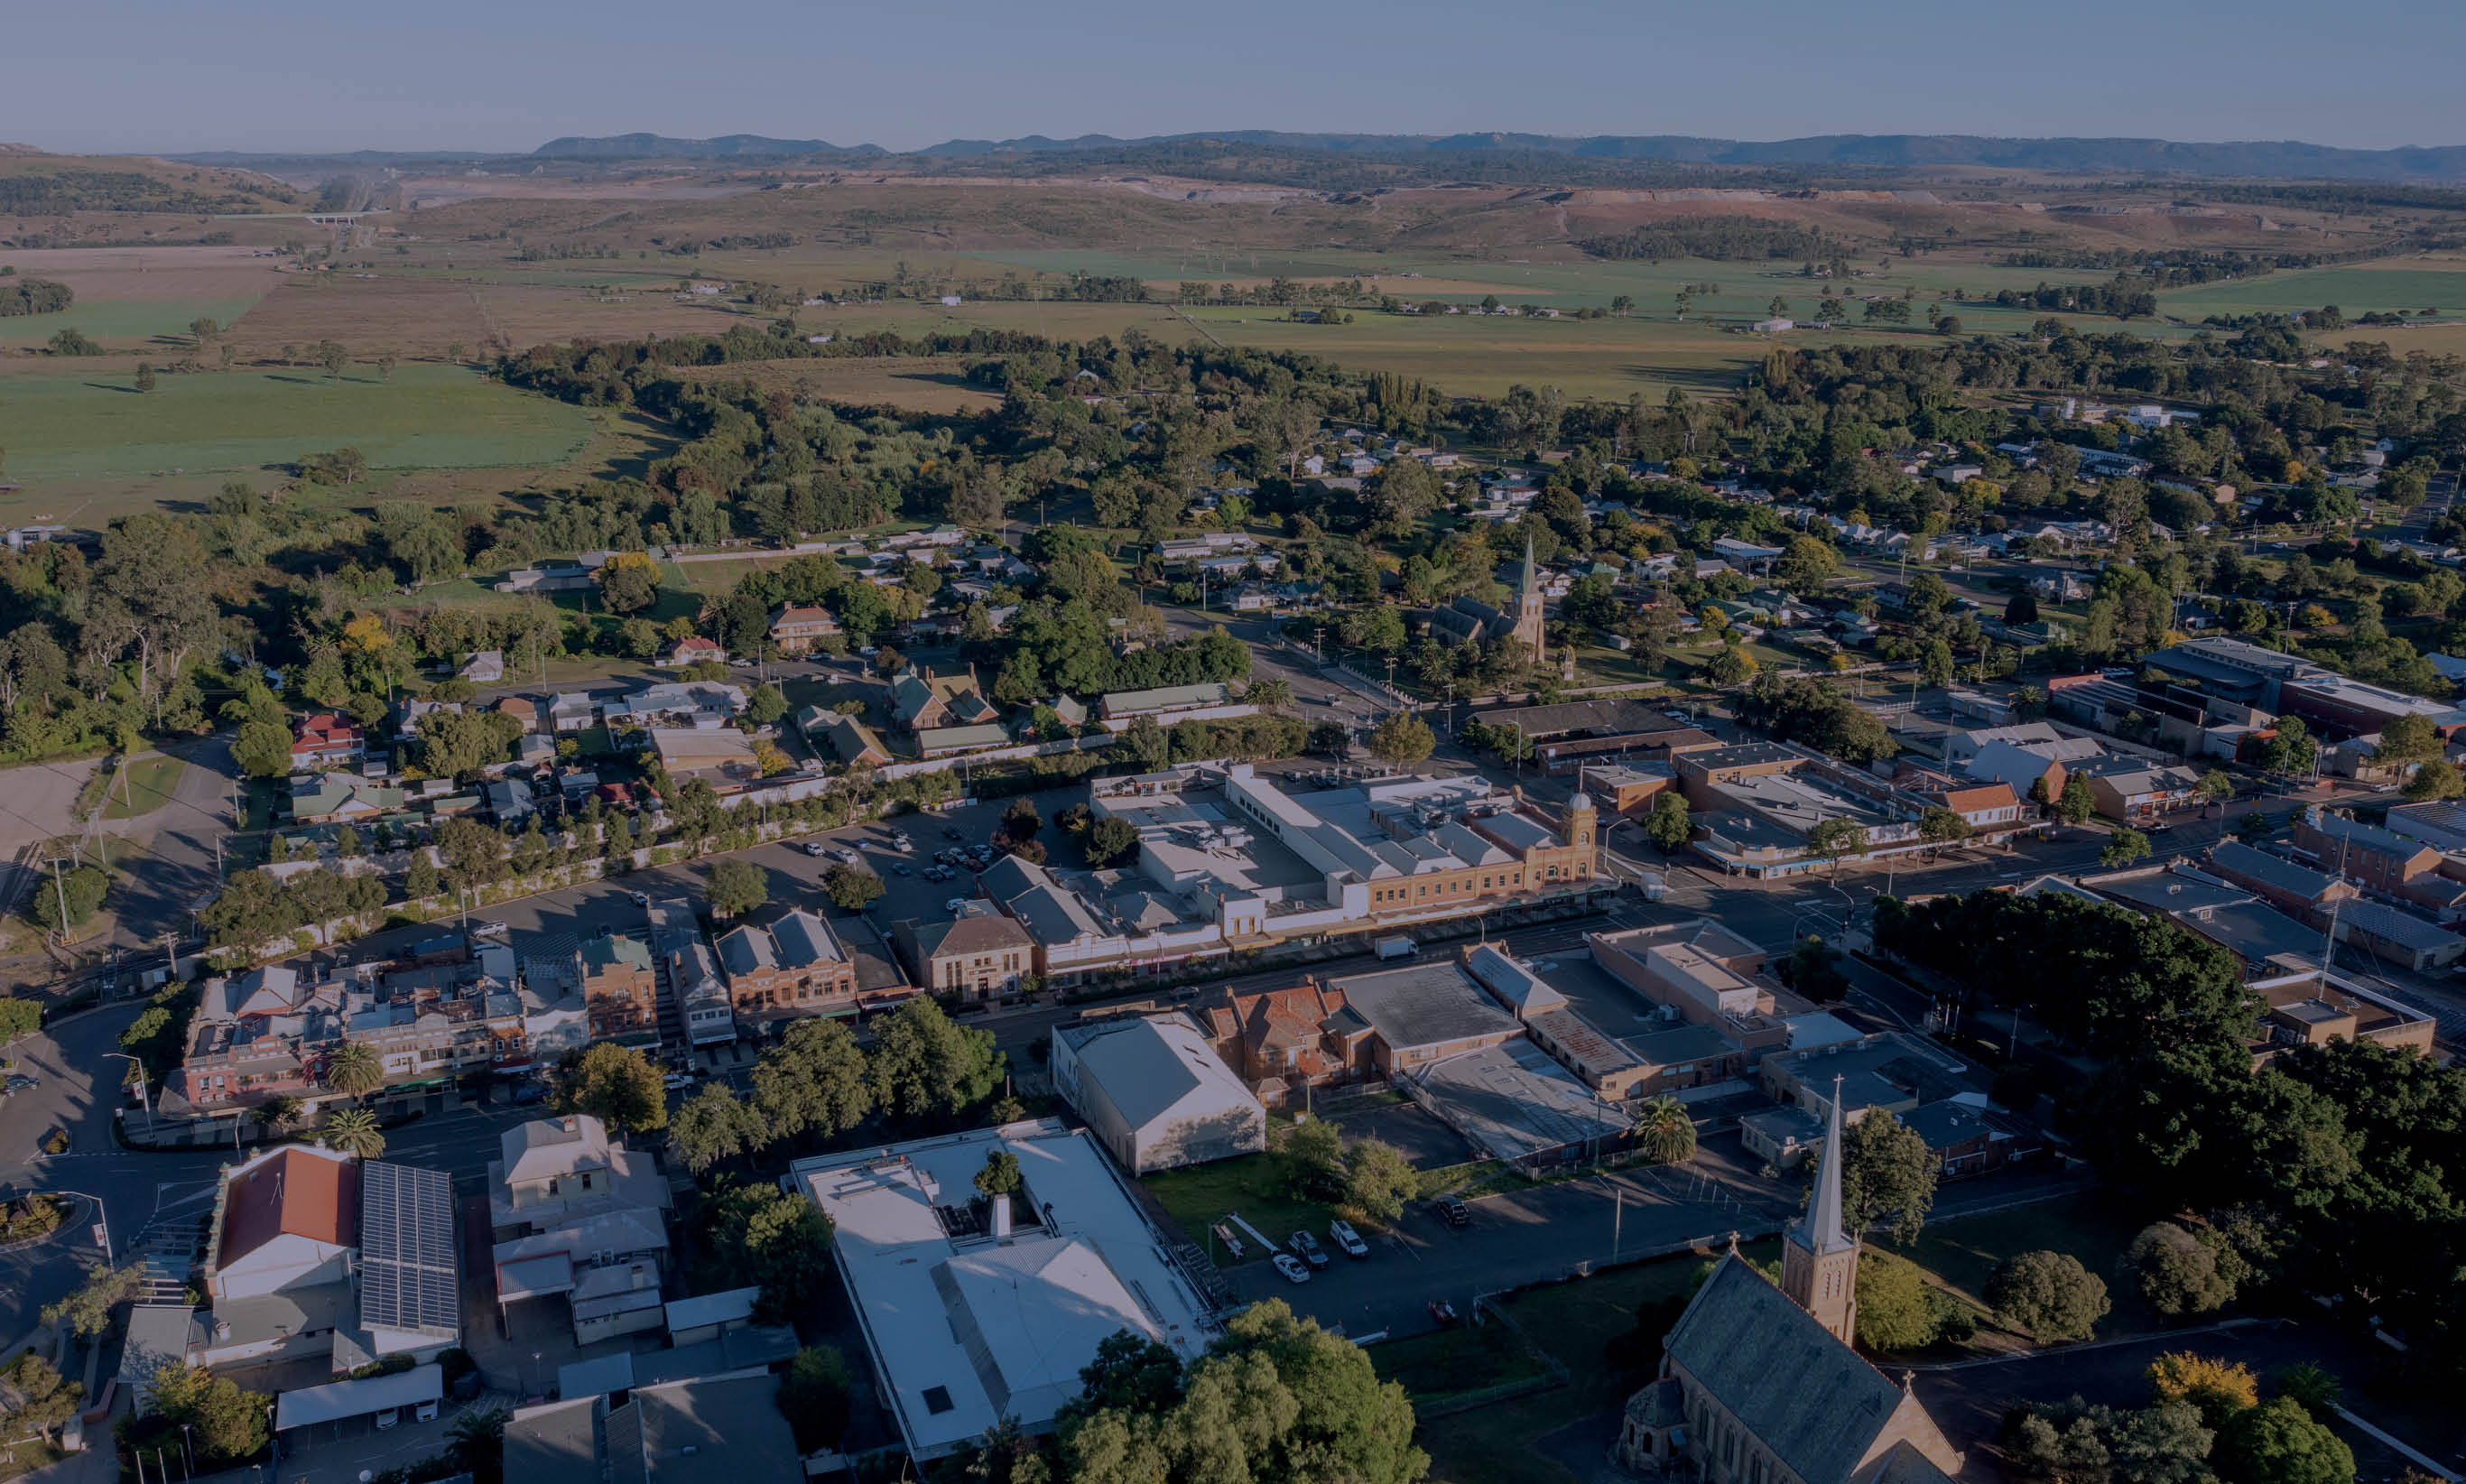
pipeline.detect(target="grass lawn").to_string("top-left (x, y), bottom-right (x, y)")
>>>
top-left (1406, 1240), bottom-right (1774, 1484)
top-left (0, 363), bottom-right (590, 481)
top-left (1371, 1323), bottom-right (1553, 1405)
top-left (1900, 1195), bottom-right (2157, 1336)
top-left (102, 755), bottom-right (187, 821)
top-left (1141, 1154), bottom-right (1333, 1266)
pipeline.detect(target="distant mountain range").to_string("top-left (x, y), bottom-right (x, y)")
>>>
top-left (905, 130), bottom-right (2466, 181)
top-left (531, 132), bottom-right (885, 159)
top-left (161, 130), bottom-right (2466, 182)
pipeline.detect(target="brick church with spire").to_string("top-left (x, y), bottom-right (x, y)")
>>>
top-left (1614, 1079), bottom-right (1963, 1484)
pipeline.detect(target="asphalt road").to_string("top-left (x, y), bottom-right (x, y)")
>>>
top-left (0, 995), bottom-right (546, 1345)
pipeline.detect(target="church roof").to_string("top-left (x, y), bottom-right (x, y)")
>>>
top-left (1664, 1257), bottom-right (1914, 1484)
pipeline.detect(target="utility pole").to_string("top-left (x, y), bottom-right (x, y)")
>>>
top-left (46, 858), bottom-right (71, 946)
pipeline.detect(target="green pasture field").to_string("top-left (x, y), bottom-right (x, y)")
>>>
top-left (2160, 264), bottom-right (2466, 318)
top-left (0, 294), bottom-right (266, 347)
top-left (0, 363), bottom-right (592, 482)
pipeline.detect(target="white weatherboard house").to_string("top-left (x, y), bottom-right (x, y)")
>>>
top-left (1050, 1012), bottom-right (1266, 1174)
top-left (792, 1120), bottom-right (1216, 1461)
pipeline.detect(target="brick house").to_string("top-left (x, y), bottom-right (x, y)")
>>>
top-left (715, 910), bottom-right (858, 1028)
top-left (291, 714), bottom-right (366, 769)
top-left (890, 907), bottom-right (1034, 998)
top-left (663, 635), bottom-right (726, 668)
top-left (768, 605), bottom-right (840, 656)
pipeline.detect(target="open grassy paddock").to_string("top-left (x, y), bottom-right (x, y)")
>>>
top-left (668, 355), bottom-right (1004, 415)
top-left (2158, 257), bottom-right (2466, 319)
top-left (0, 362), bottom-right (592, 482)
top-left (0, 244), bottom-right (284, 347)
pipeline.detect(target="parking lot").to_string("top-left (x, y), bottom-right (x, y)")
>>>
top-left (1221, 1134), bottom-right (1798, 1340)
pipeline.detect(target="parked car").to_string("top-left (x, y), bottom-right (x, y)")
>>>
top-left (945, 897), bottom-right (970, 914)
top-left (1272, 1253), bottom-right (1312, 1284)
top-left (1427, 1299), bottom-right (1460, 1326)
top-left (375, 1408), bottom-right (400, 1430)
top-left (662, 1072), bottom-right (695, 1090)
top-left (627, 891), bottom-right (651, 907)
top-left (1435, 1197), bottom-right (1471, 1229)
top-left (1328, 1219), bottom-right (1368, 1257)
top-left (895, 863), bottom-right (913, 876)
top-left (475, 921), bottom-right (509, 937)
top-left (800, 842), bottom-right (831, 857)
top-left (3, 1074), bottom-right (38, 1096)
top-left (1288, 1230), bottom-right (1329, 1268)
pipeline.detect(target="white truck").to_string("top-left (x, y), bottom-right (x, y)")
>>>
top-left (1373, 936), bottom-right (1416, 961)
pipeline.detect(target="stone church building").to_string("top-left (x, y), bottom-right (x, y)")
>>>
top-left (1616, 1082), bottom-right (1963, 1484)
top-left (1429, 532), bottom-right (1551, 664)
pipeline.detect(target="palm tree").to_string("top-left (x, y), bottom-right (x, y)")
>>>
top-left (1632, 1098), bottom-right (1697, 1165)
top-left (324, 1042), bottom-right (384, 1098)
top-left (1246, 678), bottom-right (1293, 713)
top-left (320, 1108), bottom-right (385, 1159)
top-left (262, 1095), bottom-right (304, 1134)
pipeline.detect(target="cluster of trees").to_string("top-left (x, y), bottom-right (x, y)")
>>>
top-left (2004, 1354), bottom-right (2353, 1484)
top-left (1988, 279), bottom-right (2160, 320)
top-left (0, 273), bottom-right (73, 316)
top-left (1579, 217), bottom-right (1836, 263)
top-left (199, 866), bottom-right (388, 949)
top-left (958, 1302), bottom-right (1425, 1484)
top-left (1734, 672), bottom-right (1894, 762)
top-left (663, 1000), bottom-right (1008, 1173)
top-left (1275, 1119), bottom-right (1423, 1229)
top-left (1877, 889), bottom-right (2466, 1386)
top-left (120, 1363), bottom-right (273, 1472)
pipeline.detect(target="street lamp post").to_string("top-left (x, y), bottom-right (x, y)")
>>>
top-left (105, 1052), bottom-right (153, 1134)
top-left (47, 1189), bottom-right (114, 1265)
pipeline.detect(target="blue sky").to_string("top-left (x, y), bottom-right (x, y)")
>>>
top-left (15, 0), bottom-right (2463, 155)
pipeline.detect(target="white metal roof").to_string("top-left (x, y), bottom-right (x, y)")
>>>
top-left (275, 1363), bottom-right (442, 1431)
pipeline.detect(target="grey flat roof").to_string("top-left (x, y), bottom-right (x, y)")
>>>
top-left (505, 1399), bottom-right (602, 1484)
top-left (1408, 1040), bottom-right (1629, 1162)
top-left (2336, 897), bottom-right (2465, 951)
top-left (1328, 961), bottom-right (1520, 1052)
top-left (2209, 841), bottom-right (2340, 900)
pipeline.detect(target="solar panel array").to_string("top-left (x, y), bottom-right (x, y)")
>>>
top-left (359, 1161), bottom-right (459, 1333)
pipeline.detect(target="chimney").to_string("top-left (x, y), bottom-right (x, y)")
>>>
top-left (990, 1193), bottom-right (1013, 1240)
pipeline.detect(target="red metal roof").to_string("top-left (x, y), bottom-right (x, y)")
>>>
top-left (218, 1147), bottom-right (359, 1266)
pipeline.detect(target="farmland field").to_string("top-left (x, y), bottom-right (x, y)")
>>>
top-left (0, 244), bottom-right (284, 346)
top-left (0, 293), bottom-right (268, 348)
top-left (2159, 262), bottom-right (2466, 319)
top-left (0, 363), bottom-right (592, 482)
top-left (667, 355), bottom-right (1003, 414)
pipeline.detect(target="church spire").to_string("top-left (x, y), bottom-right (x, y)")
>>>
top-left (1519, 529), bottom-right (1537, 593)
top-left (1779, 1075), bottom-right (1859, 1342)
top-left (1797, 1075), bottom-right (1855, 1256)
